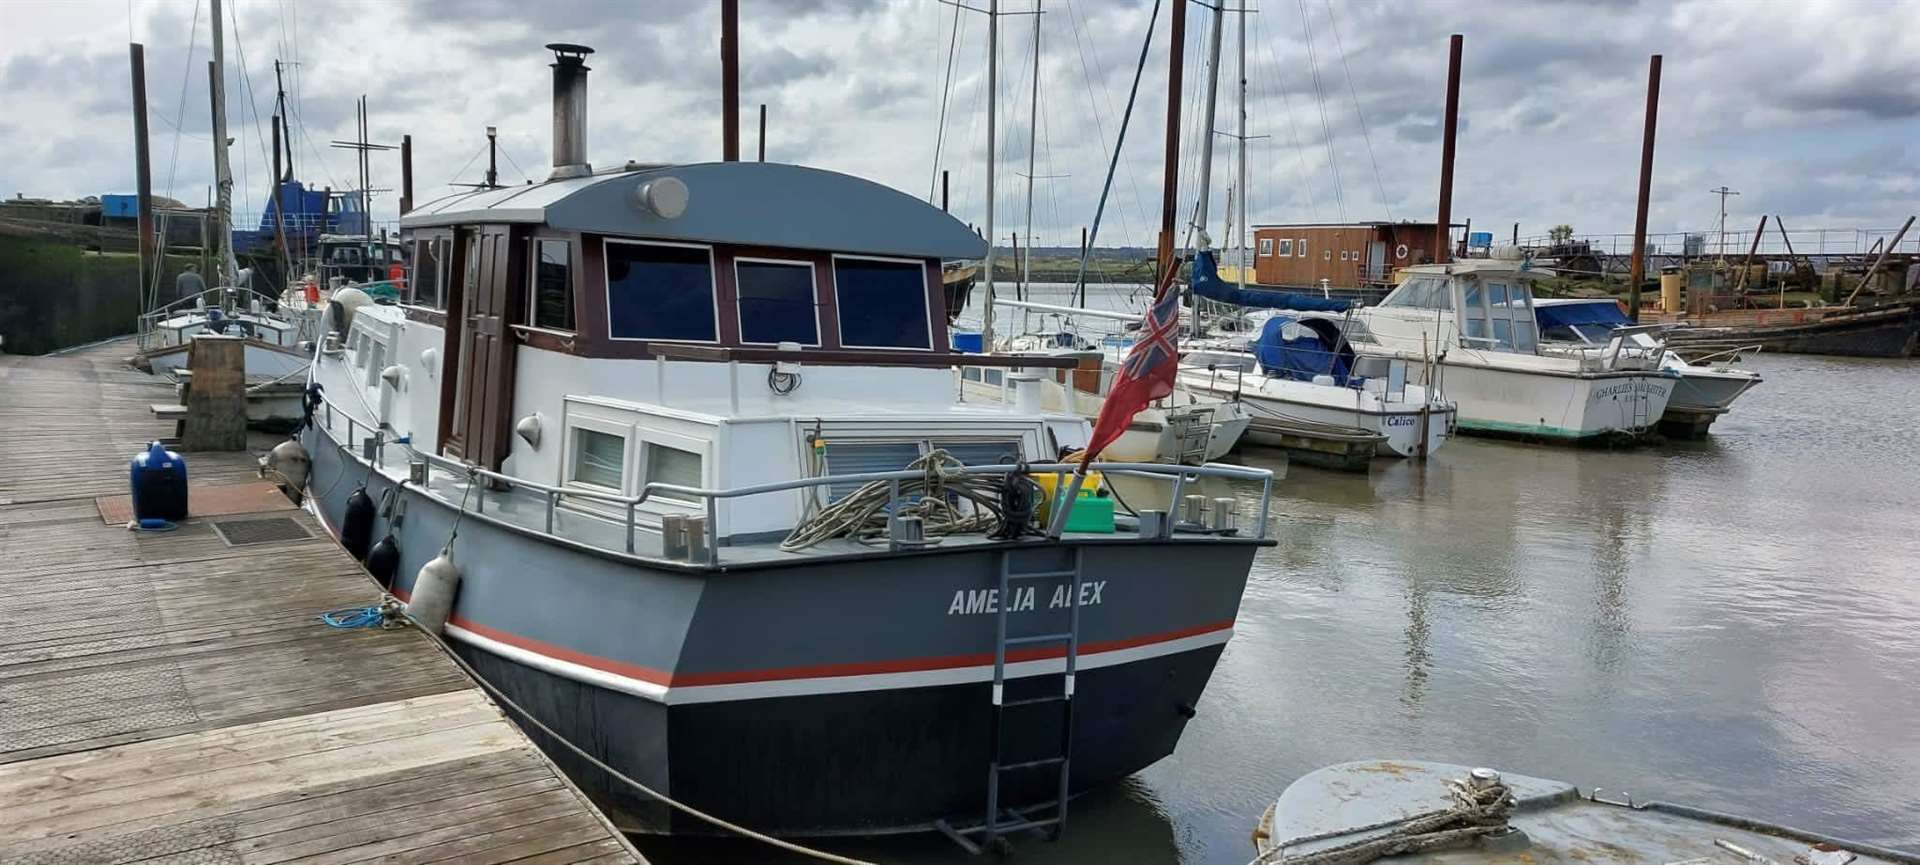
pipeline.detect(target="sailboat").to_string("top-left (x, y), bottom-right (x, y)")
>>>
top-left (132, 0), bottom-right (315, 423)
top-left (1170, 1), bottom-right (1453, 466)
top-left (950, 0), bottom-right (1250, 465)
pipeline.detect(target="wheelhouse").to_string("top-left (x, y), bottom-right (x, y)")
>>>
top-left (1377, 264), bottom-right (1542, 354)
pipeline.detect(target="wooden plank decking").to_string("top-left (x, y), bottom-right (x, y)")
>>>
top-left (0, 339), bottom-right (645, 865)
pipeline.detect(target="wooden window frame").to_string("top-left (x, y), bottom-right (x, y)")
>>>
top-left (732, 255), bottom-right (823, 347)
top-left (603, 238), bottom-right (722, 345)
top-left (830, 253), bottom-right (936, 352)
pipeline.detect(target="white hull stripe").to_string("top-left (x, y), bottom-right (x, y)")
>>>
top-left (443, 623), bottom-right (1235, 707)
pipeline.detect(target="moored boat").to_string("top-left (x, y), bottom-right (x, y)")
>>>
top-left (1181, 250), bottom-right (1456, 464)
top-left (1252, 760), bottom-right (1920, 865)
top-left (1536, 297), bottom-right (1763, 438)
top-left (1330, 256), bottom-right (1680, 443)
top-left (296, 42), bottom-right (1274, 842)
top-left (1657, 300), bottom-right (1920, 360)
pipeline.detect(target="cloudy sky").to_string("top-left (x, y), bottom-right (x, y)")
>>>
top-left (3, 0), bottom-right (1916, 253)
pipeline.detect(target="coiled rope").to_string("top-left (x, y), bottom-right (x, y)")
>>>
top-left (1248, 772), bottom-right (1515, 865)
top-left (780, 450), bottom-right (1028, 552)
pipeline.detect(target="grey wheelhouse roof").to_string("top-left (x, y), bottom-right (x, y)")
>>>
top-left (401, 161), bottom-right (987, 260)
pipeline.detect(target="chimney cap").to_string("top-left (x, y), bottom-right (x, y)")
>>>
top-left (546, 43), bottom-right (594, 61)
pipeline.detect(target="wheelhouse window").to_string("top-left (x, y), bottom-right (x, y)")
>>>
top-left (735, 259), bottom-right (819, 345)
top-left (606, 240), bottom-right (717, 342)
top-left (529, 239), bottom-right (574, 331)
top-left (1383, 276), bottom-right (1452, 310)
top-left (412, 238), bottom-right (446, 309)
top-left (570, 428), bottom-right (626, 490)
top-left (834, 256), bottom-right (931, 349)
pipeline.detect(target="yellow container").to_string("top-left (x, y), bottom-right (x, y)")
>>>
top-left (1659, 269), bottom-right (1683, 311)
top-left (1033, 471), bottom-right (1103, 522)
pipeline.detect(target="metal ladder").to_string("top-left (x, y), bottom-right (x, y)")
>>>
top-left (1170, 406), bottom-right (1215, 466)
top-left (970, 547), bottom-right (1085, 850)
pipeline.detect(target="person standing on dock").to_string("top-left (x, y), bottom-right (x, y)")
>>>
top-left (176, 264), bottom-right (206, 306)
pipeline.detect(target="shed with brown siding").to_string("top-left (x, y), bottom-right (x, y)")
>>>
top-left (1251, 222), bottom-right (1447, 289)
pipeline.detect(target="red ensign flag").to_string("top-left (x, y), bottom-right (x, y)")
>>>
top-left (1080, 262), bottom-right (1182, 470)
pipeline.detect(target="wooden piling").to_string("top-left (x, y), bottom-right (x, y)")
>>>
top-left (1628, 54), bottom-right (1662, 321)
top-left (1435, 34), bottom-right (1462, 265)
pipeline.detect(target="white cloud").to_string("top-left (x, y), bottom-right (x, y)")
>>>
top-left (1, 0), bottom-right (1915, 249)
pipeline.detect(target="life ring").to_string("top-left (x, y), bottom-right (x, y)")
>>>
top-left (1395, 243), bottom-right (1409, 260)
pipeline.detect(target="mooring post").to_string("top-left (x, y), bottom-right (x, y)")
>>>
top-left (1629, 54), bottom-right (1662, 321)
top-left (1435, 34), bottom-right (1462, 264)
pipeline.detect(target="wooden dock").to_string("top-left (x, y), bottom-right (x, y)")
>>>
top-left (0, 339), bottom-right (646, 865)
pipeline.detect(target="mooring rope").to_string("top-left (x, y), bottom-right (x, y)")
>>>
top-left (400, 607), bottom-right (881, 865)
top-left (779, 450), bottom-right (1021, 552)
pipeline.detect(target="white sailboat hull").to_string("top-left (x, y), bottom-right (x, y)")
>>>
top-left (1181, 370), bottom-right (1455, 458)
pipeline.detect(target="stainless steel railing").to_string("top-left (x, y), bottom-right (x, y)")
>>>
top-left (313, 394), bottom-right (1276, 568)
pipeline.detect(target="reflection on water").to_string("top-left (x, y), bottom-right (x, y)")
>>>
top-left (636, 352), bottom-right (1920, 864)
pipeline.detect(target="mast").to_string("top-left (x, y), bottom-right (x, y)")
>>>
top-left (1434, 34), bottom-right (1462, 265)
top-left (1020, 0), bottom-right (1041, 299)
top-left (981, 0), bottom-right (998, 349)
top-left (1234, 0), bottom-right (1248, 294)
top-left (209, 0), bottom-right (238, 289)
top-left (1190, 4), bottom-right (1223, 327)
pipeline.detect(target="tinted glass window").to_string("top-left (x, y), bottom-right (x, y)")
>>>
top-left (835, 258), bottom-right (930, 349)
top-left (736, 260), bottom-right (819, 344)
top-left (412, 239), bottom-right (444, 309)
top-left (606, 242), bottom-right (715, 341)
top-left (531, 239), bottom-right (574, 331)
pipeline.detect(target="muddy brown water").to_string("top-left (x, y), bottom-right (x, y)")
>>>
top-left (637, 345), bottom-right (1920, 863)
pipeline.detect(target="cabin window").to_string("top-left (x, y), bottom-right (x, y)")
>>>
top-left (1322, 249), bottom-right (1332, 261)
top-left (1258, 238), bottom-right (1273, 257)
top-left (1384, 276), bottom-right (1450, 310)
top-left (1298, 239), bottom-right (1308, 258)
top-left (645, 443), bottom-right (704, 494)
top-left (833, 256), bottom-right (932, 349)
top-left (570, 428), bottom-right (626, 490)
top-left (1339, 251), bottom-right (1350, 262)
top-left (1460, 282), bottom-right (1490, 345)
top-left (1278, 239), bottom-right (1294, 257)
top-left (412, 239), bottom-right (446, 309)
top-left (529, 239), bottom-right (574, 331)
top-left (735, 258), bottom-right (820, 345)
top-left (605, 240), bottom-right (717, 342)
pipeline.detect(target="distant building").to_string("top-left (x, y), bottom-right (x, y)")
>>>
top-left (1250, 221), bottom-right (1447, 290)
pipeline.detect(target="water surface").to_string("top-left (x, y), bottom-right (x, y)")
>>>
top-left (639, 348), bottom-right (1920, 864)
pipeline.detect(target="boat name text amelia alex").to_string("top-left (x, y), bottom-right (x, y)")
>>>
top-left (946, 581), bottom-right (1108, 616)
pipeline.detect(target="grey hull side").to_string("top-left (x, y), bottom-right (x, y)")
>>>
top-left (304, 427), bottom-right (1260, 834)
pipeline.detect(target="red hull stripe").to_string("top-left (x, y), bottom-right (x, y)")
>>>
top-left (395, 583), bottom-right (1230, 689)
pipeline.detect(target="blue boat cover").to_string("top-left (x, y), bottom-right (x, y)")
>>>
top-left (1535, 300), bottom-right (1630, 342)
top-left (1192, 250), bottom-right (1352, 312)
top-left (1253, 315), bottom-right (1353, 384)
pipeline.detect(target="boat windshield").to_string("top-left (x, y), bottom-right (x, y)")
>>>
top-left (1458, 277), bottom-right (1538, 354)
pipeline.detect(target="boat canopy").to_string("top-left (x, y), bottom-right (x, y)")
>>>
top-left (1192, 250), bottom-right (1351, 312)
top-left (1536, 299), bottom-right (1630, 343)
top-left (1253, 315), bottom-right (1354, 384)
